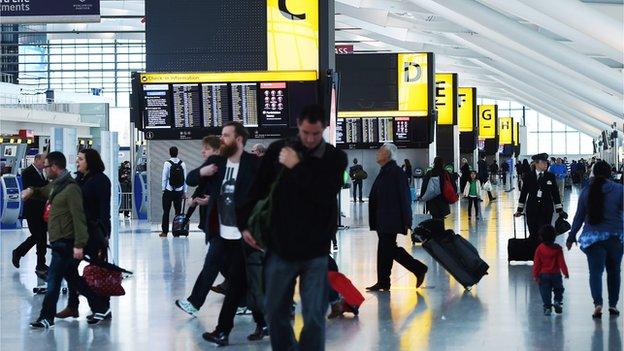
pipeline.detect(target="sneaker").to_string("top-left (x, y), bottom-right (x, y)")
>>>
top-left (553, 302), bottom-right (563, 314)
top-left (30, 318), bottom-right (54, 329)
top-left (12, 250), bottom-right (21, 269)
top-left (544, 308), bottom-right (552, 316)
top-left (247, 325), bottom-right (269, 341)
top-left (87, 309), bottom-right (112, 325)
top-left (159, 232), bottom-right (168, 238)
top-left (202, 330), bottom-right (229, 346)
top-left (236, 306), bottom-right (252, 315)
top-left (175, 299), bottom-right (198, 317)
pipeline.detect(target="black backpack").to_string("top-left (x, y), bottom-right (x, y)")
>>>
top-left (168, 160), bottom-right (185, 188)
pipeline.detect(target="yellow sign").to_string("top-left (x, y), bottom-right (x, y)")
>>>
top-left (458, 87), bottom-right (476, 132)
top-left (514, 122), bottom-right (520, 146)
top-left (478, 104), bottom-right (497, 139)
top-left (139, 70), bottom-right (318, 84)
top-left (499, 117), bottom-right (513, 144)
top-left (267, 0), bottom-right (319, 72)
top-left (397, 53), bottom-right (429, 114)
top-left (435, 73), bottom-right (456, 125)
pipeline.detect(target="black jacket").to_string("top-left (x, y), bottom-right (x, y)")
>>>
top-left (76, 171), bottom-right (112, 238)
top-left (517, 170), bottom-right (563, 215)
top-left (369, 160), bottom-right (411, 234)
top-left (21, 164), bottom-right (47, 219)
top-left (477, 159), bottom-right (489, 183)
top-left (420, 167), bottom-right (456, 219)
top-left (237, 138), bottom-right (347, 261)
top-left (186, 152), bottom-right (260, 240)
top-left (349, 164), bottom-right (364, 182)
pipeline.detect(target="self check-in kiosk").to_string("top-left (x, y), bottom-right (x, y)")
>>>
top-left (133, 144), bottom-right (148, 220)
top-left (0, 174), bottom-right (22, 229)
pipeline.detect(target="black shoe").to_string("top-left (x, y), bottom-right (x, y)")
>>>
top-left (416, 267), bottom-right (428, 288)
top-left (366, 283), bottom-right (390, 291)
top-left (553, 302), bottom-right (563, 314)
top-left (30, 318), bottom-right (54, 329)
top-left (202, 330), bottom-right (229, 346)
top-left (12, 250), bottom-right (20, 269)
top-left (609, 307), bottom-right (620, 316)
top-left (87, 309), bottom-right (112, 325)
top-left (210, 283), bottom-right (227, 295)
top-left (247, 325), bottom-right (269, 341)
top-left (35, 269), bottom-right (48, 281)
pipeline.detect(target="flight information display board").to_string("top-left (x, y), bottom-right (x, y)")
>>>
top-left (132, 72), bottom-right (318, 140)
top-left (336, 116), bottom-right (426, 149)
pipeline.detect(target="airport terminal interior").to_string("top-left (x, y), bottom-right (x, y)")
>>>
top-left (0, 1), bottom-right (623, 350)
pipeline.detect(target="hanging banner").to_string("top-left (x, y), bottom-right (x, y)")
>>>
top-left (0, 0), bottom-right (100, 24)
top-left (499, 117), bottom-right (513, 144)
top-left (267, 0), bottom-right (319, 73)
top-left (478, 104), bottom-right (497, 139)
top-left (514, 122), bottom-right (520, 146)
top-left (435, 73), bottom-right (457, 125)
top-left (397, 53), bottom-right (432, 114)
top-left (458, 87), bottom-right (476, 132)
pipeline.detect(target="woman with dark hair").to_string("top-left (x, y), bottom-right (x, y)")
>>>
top-left (419, 156), bottom-right (456, 219)
top-left (56, 148), bottom-right (112, 324)
top-left (567, 161), bottom-right (623, 319)
top-left (402, 159), bottom-right (413, 186)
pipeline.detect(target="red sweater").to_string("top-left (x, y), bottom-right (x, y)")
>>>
top-left (533, 243), bottom-right (569, 279)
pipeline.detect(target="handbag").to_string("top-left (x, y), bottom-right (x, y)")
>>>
top-left (82, 263), bottom-right (125, 297)
top-left (442, 172), bottom-right (459, 204)
top-left (419, 176), bottom-right (441, 202)
top-left (247, 171), bottom-right (282, 248)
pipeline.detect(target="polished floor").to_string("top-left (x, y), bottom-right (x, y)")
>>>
top-left (1, 183), bottom-right (622, 351)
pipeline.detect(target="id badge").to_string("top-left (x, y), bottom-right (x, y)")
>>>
top-left (537, 190), bottom-right (543, 198)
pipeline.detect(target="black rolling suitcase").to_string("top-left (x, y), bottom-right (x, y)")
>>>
top-left (507, 215), bottom-right (537, 262)
top-left (421, 229), bottom-right (489, 290)
top-left (172, 199), bottom-right (189, 237)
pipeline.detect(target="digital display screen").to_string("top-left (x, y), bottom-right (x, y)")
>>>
top-left (202, 83), bottom-right (230, 127)
top-left (336, 116), bottom-right (428, 148)
top-left (394, 118), bottom-right (411, 142)
top-left (142, 84), bottom-right (171, 129)
top-left (172, 84), bottom-right (202, 128)
top-left (337, 54), bottom-right (398, 111)
top-left (3, 177), bottom-right (18, 189)
top-left (259, 82), bottom-right (288, 127)
top-left (336, 118), bottom-right (345, 144)
top-left (231, 83), bottom-right (259, 127)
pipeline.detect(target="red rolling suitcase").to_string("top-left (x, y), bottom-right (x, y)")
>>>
top-left (327, 271), bottom-right (364, 314)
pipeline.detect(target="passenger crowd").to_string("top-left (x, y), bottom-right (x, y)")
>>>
top-left (11, 104), bottom-right (623, 351)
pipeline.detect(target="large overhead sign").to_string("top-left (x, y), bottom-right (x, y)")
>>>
top-left (478, 104), bottom-right (497, 140)
top-left (397, 53), bottom-right (431, 114)
top-left (458, 87), bottom-right (476, 132)
top-left (514, 122), bottom-right (520, 146)
top-left (499, 117), bottom-right (513, 144)
top-left (435, 73), bottom-right (458, 125)
top-left (1, 0), bottom-right (100, 24)
top-left (267, 0), bottom-right (319, 73)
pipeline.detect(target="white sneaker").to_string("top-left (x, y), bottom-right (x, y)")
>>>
top-left (175, 299), bottom-right (198, 317)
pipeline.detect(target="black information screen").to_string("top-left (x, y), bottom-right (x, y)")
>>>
top-left (143, 84), bottom-right (172, 129)
top-left (337, 54), bottom-right (398, 111)
top-left (202, 83), bottom-right (230, 127)
top-left (394, 118), bottom-right (411, 142)
top-left (259, 82), bottom-right (288, 127)
top-left (231, 83), bottom-right (259, 127)
top-left (172, 84), bottom-right (202, 128)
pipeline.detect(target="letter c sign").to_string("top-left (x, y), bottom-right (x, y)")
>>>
top-left (279, 0), bottom-right (306, 20)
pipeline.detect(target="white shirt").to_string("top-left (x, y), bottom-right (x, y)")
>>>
top-left (218, 160), bottom-right (241, 240)
top-left (162, 157), bottom-right (187, 192)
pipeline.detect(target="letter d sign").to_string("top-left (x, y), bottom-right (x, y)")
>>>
top-left (404, 62), bottom-right (422, 83)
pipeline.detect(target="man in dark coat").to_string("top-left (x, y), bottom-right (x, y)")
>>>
top-left (478, 155), bottom-right (496, 201)
top-left (367, 143), bottom-right (428, 291)
top-left (515, 153), bottom-right (565, 239)
top-left (13, 153), bottom-right (48, 272)
top-left (349, 158), bottom-right (365, 202)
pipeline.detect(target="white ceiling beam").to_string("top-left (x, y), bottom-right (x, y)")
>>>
top-left (409, 0), bottom-right (623, 94)
top-left (480, 0), bottom-right (622, 63)
top-left (520, 0), bottom-right (623, 53)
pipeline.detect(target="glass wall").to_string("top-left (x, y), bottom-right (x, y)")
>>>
top-left (478, 98), bottom-right (593, 156)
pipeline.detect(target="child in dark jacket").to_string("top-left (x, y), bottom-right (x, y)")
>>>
top-left (533, 225), bottom-right (569, 315)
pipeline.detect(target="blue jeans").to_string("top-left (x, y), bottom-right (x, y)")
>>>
top-left (538, 273), bottom-right (564, 309)
top-left (582, 236), bottom-right (623, 307)
top-left (39, 240), bottom-right (73, 320)
top-left (265, 253), bottom-right (328, 351)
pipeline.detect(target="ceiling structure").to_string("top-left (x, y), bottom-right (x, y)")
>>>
top-left (26, 0), bottom-right (624, 135)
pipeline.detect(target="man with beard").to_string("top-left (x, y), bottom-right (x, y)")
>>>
top-left (175, 122), bottom-right (266, 344)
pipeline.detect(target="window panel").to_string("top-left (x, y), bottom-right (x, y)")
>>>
top-left (525, 110), bottom-right (538, 131)
top-left (538, 133), bottom-right (552, 154)
top-left (580, 134), bottom-right (593, 155)
top-left (538, 115), bottom-right (552, 131)
top-left (566, 132), bottom-right (580, 155)
top-left (552, 132), bottom-right (567, 154)
top-left (528, 133), bottom-right (539, 155)
top-left (551, 119), bottom-right (565, 131)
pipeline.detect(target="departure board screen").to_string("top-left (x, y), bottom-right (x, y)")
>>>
top-left (394, 118), bottom-right (411, 142)
top-left (336, 119), bottom-right (345, 144)
top-left (336, 116), bottom-right (428, 149)
top-left (202, 83), bottom-right (230, 127)
top-left (143, 84), bottom-right (172, 129)
top-left (231, 83), bottom-right (259, 127)
top-left (259, 82), bottom-right (288, 127)
top-left (172, 84), bottom-right (202, 128)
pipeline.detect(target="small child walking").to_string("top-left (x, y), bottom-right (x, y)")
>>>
top-left (463, 171), bottom-right (482, 220)
top-left (533, 225), bottom-right (569, 315)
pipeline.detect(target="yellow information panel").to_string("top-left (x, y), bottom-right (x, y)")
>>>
top-left (397, 53), bottom-right (429, 113)
top-left (478, 104), bottom-right (497, 139)
top-left (139, 70), bottom-right (318, 84)
top-left (499, 117), bottom-right (513, 144)
top-left (435, 73), bottom-right (456, 125)
top-left (458, 87), bottom-right (476, 132)
top-left (514, 122), bottom-right (520, 146)
top-left (267, 0), bottom-right (319, 73)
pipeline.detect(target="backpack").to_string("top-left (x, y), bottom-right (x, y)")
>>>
top-left (353, 169), bottom-right (368, 180)
top-left (442, 172), bottom-right (459, 204)
top-left (168, 160), bottom-right (184, 188)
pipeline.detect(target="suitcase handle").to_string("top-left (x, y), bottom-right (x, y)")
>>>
top-left (512, 214), bottom-right (528, 239)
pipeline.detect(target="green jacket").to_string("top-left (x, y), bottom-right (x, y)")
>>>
top-left (32, 171), bottom-right (88, 248)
